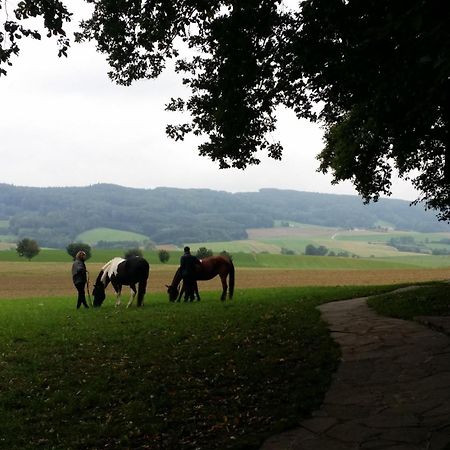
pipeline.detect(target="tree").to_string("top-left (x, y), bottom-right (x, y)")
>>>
top-left (124, 248), bottom-right (143, 258)
top-left (219, 250), bottom-right (233, 260)
top-left (66, 242), bottom-right (92, 260)
top-left (16, 238), bottom-right (40, 260)
top-left (305, 244), bottom-right (328, 256)
top-left (196, 247), bottom-right (213, 259)
top-left (3, 1), bottom-right (450, 219)
top-left (158, 249), bottom-right (170, 264)
top-left (0, 0), bottom-right (71, 77)
top-left (294, 0), bottom-right (450, 221)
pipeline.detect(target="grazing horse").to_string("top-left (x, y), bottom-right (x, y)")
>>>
top-left (166, 255), bottom-right (234, 302)
top-left (92, 256), bottom-right (150, 307)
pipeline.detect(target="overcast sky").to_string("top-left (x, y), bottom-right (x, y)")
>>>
top-left (0, 7), bottom-right (418, 201)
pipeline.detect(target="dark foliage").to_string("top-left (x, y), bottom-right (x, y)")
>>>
top-left (219, 250), bottom-right (233, 260)
top-left (294, 0), bottom-right (450, 221)
top-left (124, 248), bottom-right (143, 258)
top-left (66, 242), bottom-right (92, 260)
top-left (387, 236), bottom-right (431, 254)
top-left (158, 249), bottom-right (170, 263)
top-left (196, 247), bottom-right (213, 258)
top-left (0, 0), bottom-right (71, 77)
top-left (16, 237), bottom-right (40, 260)
top-left (305, 244), bottom-right (328, 256)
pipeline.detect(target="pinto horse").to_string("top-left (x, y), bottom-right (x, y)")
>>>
top-left (166, 255), bottom-right (234, 302)
top-left (93, 256), bottom-right (150, 307)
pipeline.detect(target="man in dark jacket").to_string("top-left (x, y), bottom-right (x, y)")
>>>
top-left (179, 246), bottom-right (201, 302)
top-left (72, 250), bottom-right (89, 309)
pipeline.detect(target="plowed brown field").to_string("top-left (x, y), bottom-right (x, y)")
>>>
top-left (0, 262), bottom-right (449, 300)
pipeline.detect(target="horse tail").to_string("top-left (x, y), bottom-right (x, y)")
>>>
top-left (137, 278), bottom-right (147, 307)
top-left (137, 260), bottom-right (150, 306)
top-left (228, 260), bottom-right (235, 299)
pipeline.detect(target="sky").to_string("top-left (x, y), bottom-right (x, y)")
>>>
top-left (0, 6), bottom-right (419, 201)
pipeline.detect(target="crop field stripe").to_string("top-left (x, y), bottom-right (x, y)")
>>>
top-left (0, 261), bottom-right (449, 300)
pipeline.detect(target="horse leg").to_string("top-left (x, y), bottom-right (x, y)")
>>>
top-left (127, 285), bottom-right (137, 308)
top-left (220, 275), bottom-right (228, 301)
top-left (194, 281), bottom-right (200, 301)
top-left (115, 286), bottom-right (122, 307)
top-left (178, 283), bottom-right (184, 302)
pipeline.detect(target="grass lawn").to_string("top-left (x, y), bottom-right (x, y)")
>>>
top-left (367, 283), bottom-right (450, 320)
top-left (0, 285), bottom-right (396, 450)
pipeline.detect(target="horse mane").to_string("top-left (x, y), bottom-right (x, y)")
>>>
top-left (100, 257), bottom-right (125, 284)
top-left (170, 267), bottom-right (183, 288)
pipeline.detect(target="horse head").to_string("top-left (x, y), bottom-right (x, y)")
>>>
top-left (166, 284), bottom-right (179, 302)
top-left (92, 283), bottom-right (106, 307)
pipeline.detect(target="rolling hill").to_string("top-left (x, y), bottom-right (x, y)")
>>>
top-left (0, 183), bottom-right (449, 248)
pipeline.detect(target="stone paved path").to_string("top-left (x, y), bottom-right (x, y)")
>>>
top-left (261, 296), bottom-right (450, 450)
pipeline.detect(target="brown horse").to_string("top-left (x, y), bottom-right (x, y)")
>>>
top-left (166, 255), bottom-right (235, 302)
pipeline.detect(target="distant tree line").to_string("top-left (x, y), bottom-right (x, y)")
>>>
top-left (384, 236), bottom-right (450, 255)
top-left (1, 184), bottom-right (449, 248)
top-left (387, 236), bottom-right (432, 254)
top-left (305, 244), bottom-right (329, 256)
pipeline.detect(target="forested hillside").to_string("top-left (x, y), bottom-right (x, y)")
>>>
top-left (0, 183), bottom-right (448, 247)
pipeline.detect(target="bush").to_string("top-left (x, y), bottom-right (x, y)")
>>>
top-left (219, 250), bottom-right (233, 260)
top-left (66, 242), bottom-right (92, 260)
top-left (305, 244), bottom-right (328, 256)
top-left (196, 247), bottom-right (213, 258)
top-left (16, 238), bottom-right (40, 260)
top-left (124, 248), bottom-right (143, 258)
top-left (158, 249), bottom-right (170, 263)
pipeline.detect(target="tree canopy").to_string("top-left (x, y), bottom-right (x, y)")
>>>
top-left (16, 237), bottom-right (40, 260)
top-left (2, 0), bottom-right (449, 219)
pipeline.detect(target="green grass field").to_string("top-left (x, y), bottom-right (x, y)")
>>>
top-left (1, 236), bottom-right (449, 448)
top-left (1, 247), bottom-right (450, 270)
top-left (0, 285), bottom-right (398, 450)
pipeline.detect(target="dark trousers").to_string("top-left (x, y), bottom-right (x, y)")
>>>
top-left (75, 283), bottom-right (89, 309)
top-left (183, 277), bottom-right (197, 301)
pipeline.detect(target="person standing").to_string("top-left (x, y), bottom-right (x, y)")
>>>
top-left (179, 246), bottom-right (201, 302)
top-left (72, 250), bottom-right (89, 309)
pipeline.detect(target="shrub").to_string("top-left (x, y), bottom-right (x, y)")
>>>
top-left (16, 238), bottom-right (40, 260)
top-left (158, 249), bottom-right (170, 263)
top-left (219, 250), bottom-right (233, 260)
top-left (66, 242), bottom-right (92, 260)
top-left (196, 247), bottom-right (213, 258)
top-left (305, 244), bottom-right (328, 256)
top-left (124, 248), bottom-right (143, 258)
